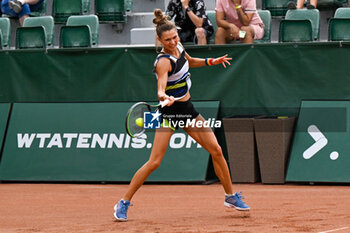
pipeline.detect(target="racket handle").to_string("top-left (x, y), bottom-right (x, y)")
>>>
top-left (160, 99), bottom-right (169, 108)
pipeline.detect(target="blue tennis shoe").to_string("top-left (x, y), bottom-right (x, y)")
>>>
top-left (114, 199), bottom-right (132, 221)
top-left (224, 192), bottom-right (250, 211)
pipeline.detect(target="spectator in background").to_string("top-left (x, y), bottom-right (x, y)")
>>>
top-left (287, 0), bottom-right (317, 9)
top-left (214, 0), bottom-right (264, 44)
top-left (1, 0), bottom-right (45, 26)
top-left (166, 0), bottom-right (214, 45)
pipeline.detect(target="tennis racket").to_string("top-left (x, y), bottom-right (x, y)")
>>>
top-left (125, 99), bottom-right (169, 138)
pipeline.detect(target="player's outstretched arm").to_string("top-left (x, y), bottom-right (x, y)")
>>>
top-left (185, 53), bottom-right (232, 68)
top-left (155, 58), bottom-right (175, 106)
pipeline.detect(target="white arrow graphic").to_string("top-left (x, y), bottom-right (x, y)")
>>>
top-left (303, 125), bottom-right (328, 159)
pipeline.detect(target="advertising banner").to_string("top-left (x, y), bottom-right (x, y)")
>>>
top-left (0, 101), bottom-right (219, 182)
top-left (286, 100), bottom-right (350, 182)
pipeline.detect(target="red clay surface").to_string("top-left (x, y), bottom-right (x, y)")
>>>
top-left (0, 183), bottom-right (349, 233)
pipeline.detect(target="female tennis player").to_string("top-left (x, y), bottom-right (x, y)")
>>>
top-left (114, 8), bottom-right (250, 221)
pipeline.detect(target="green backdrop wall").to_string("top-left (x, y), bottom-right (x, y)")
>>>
top-left (1, 43), bottom-right (350, 182)
top-left (1, 43), bottom-right (350, 118)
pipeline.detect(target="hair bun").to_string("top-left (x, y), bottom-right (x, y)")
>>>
top-left (153, 9), bottom-right (169, 26)
top-left (153, 8), bottom-right (176, 38)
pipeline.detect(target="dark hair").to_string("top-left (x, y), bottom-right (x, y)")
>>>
top-left (153, 9), bottom-right (176, 38)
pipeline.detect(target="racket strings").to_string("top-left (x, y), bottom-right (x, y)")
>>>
top-left (128, 104), bottom-right (149, 137)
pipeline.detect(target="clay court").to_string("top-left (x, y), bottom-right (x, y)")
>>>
top-left (0, 183), bottom-right (349, 233)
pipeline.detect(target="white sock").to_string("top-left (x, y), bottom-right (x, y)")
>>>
top-left (18, 0), bottom-right (25, 4)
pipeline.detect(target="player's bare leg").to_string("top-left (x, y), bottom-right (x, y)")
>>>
top-left (184, 114), bottom-right (233, 194)
top-left (184, 115), bottom-right (250, 211)
top-left (123, 127), bottom-right (174, 201)
top-left (115, 127), bottom-right (173, 221)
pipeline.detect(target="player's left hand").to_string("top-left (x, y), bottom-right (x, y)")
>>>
top-left (213, 54), bottom-right (232, 68)
top-left (166, 96), bottom-right (175, 106)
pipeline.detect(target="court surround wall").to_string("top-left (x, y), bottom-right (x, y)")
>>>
top-left (1, 43), bottom-right (350, 117)
top-left (1, 43), bottom-right (350, 182)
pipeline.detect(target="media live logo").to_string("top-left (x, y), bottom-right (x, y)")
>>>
top-left (143, 111), bottom-right (161, 129)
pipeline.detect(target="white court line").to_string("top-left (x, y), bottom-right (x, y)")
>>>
top-left (318, 226), bottom-right (349, 233)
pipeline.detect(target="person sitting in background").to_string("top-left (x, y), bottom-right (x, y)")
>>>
top-left (287, 0), bottom-right (317, 9)
top-left (1, 0), bottom-right (45, 26)
top-left (214, 0), bottom-right (264, 44)
top-left (166, 0), bottom-right (214, 45)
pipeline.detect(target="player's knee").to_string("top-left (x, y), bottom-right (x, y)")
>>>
top-left (210, 144), bottom-right (223, 159)
top-left (147, 160), bottom-right (161, 171)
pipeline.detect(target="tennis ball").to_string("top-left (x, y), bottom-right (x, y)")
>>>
top-left (135, 118), bottom-right (143, 127)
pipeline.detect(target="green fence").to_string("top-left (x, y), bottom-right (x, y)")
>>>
top-left (1, 43), bottom-right (350, 182)
top-left (1, 43), bottom-right (350, 118)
